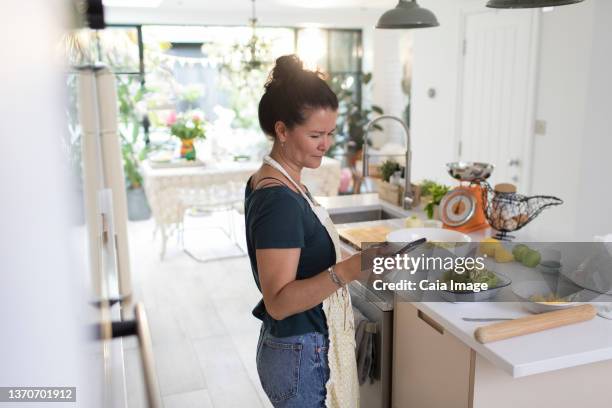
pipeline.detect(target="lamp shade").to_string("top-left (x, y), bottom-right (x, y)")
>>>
top-left (486, 0), bottom-right (584, 8)
top-left (376, 0), bottom-right (439, 29)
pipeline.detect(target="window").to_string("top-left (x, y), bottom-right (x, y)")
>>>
top-left (64, 24), bottom-right (364, 162)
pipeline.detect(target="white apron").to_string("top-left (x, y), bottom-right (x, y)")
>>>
top-left (263, 155), bottom-right (360, 408)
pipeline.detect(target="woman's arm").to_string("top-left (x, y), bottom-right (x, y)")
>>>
top-left (256, 248), bottom-right (361, 321)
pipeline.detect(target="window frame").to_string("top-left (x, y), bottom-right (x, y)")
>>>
top-left (104, 24), bottom-right (363, 108)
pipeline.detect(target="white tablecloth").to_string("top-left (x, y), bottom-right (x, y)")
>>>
top-left (141, 157), bottom-right (341, 258)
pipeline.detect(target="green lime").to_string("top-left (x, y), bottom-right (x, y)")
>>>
top-left (521, 249), bottom-right (541, 268)
top-left (512, 244), bottom-right (529, 262)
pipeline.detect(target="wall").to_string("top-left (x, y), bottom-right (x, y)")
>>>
top-left (1, 0), bottom-right (103, 405)
top-left (409, 0), bottom-right (466, 183)
top-left (408, 0), bottom-right (611, 240)
top-left (530, 2), bottom-right (594, 240)
top-left (571, 0), bottom-right (612, 240)
top-left (370, 29), bottom-right (411, 150)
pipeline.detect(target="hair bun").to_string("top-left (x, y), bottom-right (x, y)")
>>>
top-left (258, 54), bottom-right (338, 138)
top-left (267, 55), bottom-right (304, 87)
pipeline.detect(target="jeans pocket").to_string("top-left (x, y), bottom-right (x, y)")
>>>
top-left (257, 338), bottom-right (303, 403)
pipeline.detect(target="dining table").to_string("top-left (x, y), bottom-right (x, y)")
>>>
top-left (141, 157), bottom-right (342, 259)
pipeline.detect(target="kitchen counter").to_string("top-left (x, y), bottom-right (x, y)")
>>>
top-left (318, 194), bottom-right (612, 378)
top-left (316, 192), bottom-right (383, 210)
top-left (401, 289), bottom-right (612, 378)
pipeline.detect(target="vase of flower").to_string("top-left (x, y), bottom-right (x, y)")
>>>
top-left (180, 138), bottom-right (196, 160)
top-left (166, 110), bottom-right (206, 161)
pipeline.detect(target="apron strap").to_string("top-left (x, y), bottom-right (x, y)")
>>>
top-left (252, 176), bottom-right (288, 190)
top-left (263, 155), bottom-right (340, 261)
top-left (263, 155), bottom-right (316, 207)
top-left (262, 157), bottom-right (357, 406)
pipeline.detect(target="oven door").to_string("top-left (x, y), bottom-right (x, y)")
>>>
top-left (349, 282), bottom-right (394, 408)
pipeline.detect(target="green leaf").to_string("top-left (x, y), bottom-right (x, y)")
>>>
top-left (379, 159), bottom-right (400, 182)
top-left (131, 121), bottom-right (140, 143)
top-left (424, 203), bottom-right (434, 220)
top-left (419, 179), bottom-right (437, 196)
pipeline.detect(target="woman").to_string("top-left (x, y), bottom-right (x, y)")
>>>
top-left (244, 55), bottom-right (362, 407)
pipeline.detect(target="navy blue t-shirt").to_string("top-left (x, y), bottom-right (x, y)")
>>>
top-left (244, 179), bottom-right (336, 337)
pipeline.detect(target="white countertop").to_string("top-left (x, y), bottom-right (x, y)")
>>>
top-left (413, 293), bottom-right (612, 378)
top-left (316, 193), bottom-right (383, 211)
top-left (320, 194), bottom-right (612, 378)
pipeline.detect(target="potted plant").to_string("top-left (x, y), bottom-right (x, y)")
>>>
top-left (166, 110), bottom-right (207, 161)
top-left (380, 159), bottom-right (401, 183)
top-left (328, 73), bottom-right (384, 163)
top-left (116, 76), bottom-right (152, 221)
top-left (420, 180), bottom-right (450, 220)
top-left (375, 160), bottom-right (403, 206)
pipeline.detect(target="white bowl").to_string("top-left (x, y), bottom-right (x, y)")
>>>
top-left (512, 281), bottom-right (577, 313)
top-left (386, 228), bottom-right (472, 243)
top-left (540, 248), bottom-right (562, 263)
top-left (423, 219), bottom-right (443, 228)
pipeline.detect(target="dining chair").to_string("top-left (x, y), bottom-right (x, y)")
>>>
top-left (177, 181), bottom-right (246, 263)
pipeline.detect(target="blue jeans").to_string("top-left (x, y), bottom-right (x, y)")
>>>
top-left (256, 324), bottom-right (330, 407)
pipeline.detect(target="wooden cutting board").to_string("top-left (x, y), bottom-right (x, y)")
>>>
top-left (338, 226), bottom-right (392, 250)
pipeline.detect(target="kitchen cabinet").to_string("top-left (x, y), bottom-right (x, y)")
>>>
top-left (392, 302), bottom-right (473, 408)
top-left (392, 301), bottom-right (612, 408)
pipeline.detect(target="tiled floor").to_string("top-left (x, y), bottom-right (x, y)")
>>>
top-left (123, 211), bottom-right (273, 408)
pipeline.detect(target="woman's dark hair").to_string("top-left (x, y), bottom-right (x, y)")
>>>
top-left (258, 54), bottom-right (338, 139)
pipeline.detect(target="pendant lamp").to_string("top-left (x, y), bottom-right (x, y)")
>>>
top-left (376, 0), bottom-right (439, 29)
top-left (243, 0), bottom-right (267, 70)
top-left (487, 0), bottom-right (584, 8)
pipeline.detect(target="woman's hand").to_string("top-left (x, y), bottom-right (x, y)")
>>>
top-left (334, 252), bottom-right (362, 284)
top-left (335, 243), bottom-right (404, 285)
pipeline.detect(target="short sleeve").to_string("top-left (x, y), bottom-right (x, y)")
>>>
top-left (250, 189), bottom-right (305, 249)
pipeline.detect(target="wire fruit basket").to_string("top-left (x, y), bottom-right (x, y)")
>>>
top-left (479, 181), bottom-right (563, 240)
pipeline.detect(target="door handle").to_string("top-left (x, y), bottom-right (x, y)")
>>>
top-left (508, 158), bottom-right (520, 167)
top-left (90, 295), bottom-right (128, 309)
top-left (417, 309), bottom-right (444, 335)
top-left (99, 302), bottom-right (162, 408)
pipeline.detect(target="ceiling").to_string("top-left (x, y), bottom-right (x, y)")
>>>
top-left (104, 0), bottom-right (398, 27)
top-left (275, 0), bottom-right (392, 8)
top-left (104, 0), bottom-right (396, 12)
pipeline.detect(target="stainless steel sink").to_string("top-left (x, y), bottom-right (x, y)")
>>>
top-left (329, 206), bottom-right (407, 224)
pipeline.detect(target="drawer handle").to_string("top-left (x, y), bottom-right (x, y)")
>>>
top-left (418, 310), bottom-right (444, 335)
top-left (98, 302), bottom-right (162, 408)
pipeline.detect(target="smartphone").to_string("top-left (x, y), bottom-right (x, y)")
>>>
top-left (368, 237), bottom-right (427, 256)
top-left (391, 237), bottom-right (427, 255)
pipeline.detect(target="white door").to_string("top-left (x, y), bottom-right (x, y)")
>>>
top-left (457, 9), bottom-right (538, 192)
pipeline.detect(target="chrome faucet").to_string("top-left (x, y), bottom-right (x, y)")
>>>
top-left (362, 115), bottom-right (413, 209)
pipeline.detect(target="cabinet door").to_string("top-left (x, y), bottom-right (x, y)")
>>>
top-left (392, 301), bottom-right (474, 408)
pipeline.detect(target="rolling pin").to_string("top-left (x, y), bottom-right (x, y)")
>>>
top-left (474, 304), bottom-right (597, 344)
